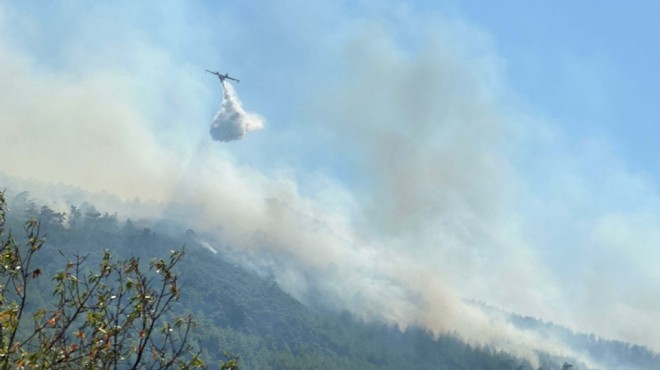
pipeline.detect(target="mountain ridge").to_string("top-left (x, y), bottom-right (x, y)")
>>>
top-left (1, 186), bottom-right (657, 369)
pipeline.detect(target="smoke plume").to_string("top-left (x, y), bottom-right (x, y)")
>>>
top-left (209, 81), bottom-right (264, 142)
top-left (1, 2), bottom-right (658, 368)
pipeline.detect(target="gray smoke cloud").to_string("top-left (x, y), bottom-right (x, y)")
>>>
top-left (0, 2), bottom-right (657, 369)
top-left (209, 81), bottom-right (264, 142)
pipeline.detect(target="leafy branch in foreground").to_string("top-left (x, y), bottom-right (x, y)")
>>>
top-left (0, 191), bottom-right (213, 369)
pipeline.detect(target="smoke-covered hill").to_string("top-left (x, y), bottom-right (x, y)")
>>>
top-left (473, 302), bottom-right (660, 370)
top-left (2, 189), bottom-right (658, 369)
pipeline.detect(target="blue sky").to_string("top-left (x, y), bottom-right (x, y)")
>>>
top-left (457, 1), bottom-right (660, 171)
top-left (1, 1), bottom-right (660, 364)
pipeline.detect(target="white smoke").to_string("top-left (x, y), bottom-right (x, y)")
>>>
top-left (209, 81), bottom-right (264, 142)
top-left (0, 2), bottom-right (657, 368)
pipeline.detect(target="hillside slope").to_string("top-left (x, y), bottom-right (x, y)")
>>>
top-left (3, 192), bottom-right (658, 369)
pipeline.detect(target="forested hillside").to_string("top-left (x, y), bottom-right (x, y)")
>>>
top-left (2, 191), bottom-right (656, 369)
top-left (507, 311), bottom-right (660, 370)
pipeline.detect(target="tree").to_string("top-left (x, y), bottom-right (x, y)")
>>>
top-left (0, 191), bottom-right (220, 369)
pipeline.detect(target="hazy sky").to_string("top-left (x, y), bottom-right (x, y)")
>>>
top-left (1, 1), bottom-right (660, 364)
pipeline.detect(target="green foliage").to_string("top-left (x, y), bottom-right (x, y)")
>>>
top-left (0, 191), bottom-right (209, 369)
